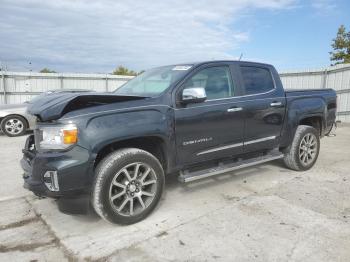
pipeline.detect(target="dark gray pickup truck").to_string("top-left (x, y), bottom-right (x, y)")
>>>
top-left (21, 60), bottom-right (337, 224)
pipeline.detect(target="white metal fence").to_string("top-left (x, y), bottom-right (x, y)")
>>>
top-left (279, 63), bottom-right (350, 123)
top-left (1, 64), bottom-right (350, 122)
top-left (0, 72), bottom-right (133, 104)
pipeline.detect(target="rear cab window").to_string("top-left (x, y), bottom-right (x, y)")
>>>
top-left (240, 66), bottom-right (275, 95)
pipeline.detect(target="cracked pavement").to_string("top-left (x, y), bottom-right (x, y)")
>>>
top-left (0, 125), bottom-right (349, 261)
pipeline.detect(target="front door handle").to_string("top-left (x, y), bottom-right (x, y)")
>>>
top-left (270, 102), bottom-right (283, 107)
top-left (227, 107), bottom-right (243, 112)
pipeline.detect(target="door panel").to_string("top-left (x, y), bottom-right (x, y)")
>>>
top-left (175, 100), bottom-right (245, 165)
top-left (242, 94), bottom-right (286, 152)
top-left (238, 65), bottom-right (286, 152)
top-left (174, 64), bottom-right (245, 166)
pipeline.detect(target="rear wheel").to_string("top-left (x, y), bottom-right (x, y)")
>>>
top-left (1, 115), bottom-right (27, 137)
top-left (92, 148), bottom-right (164, 225)
top-left (283, 125), bottom-right (320, 171)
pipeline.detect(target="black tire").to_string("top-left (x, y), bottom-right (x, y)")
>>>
top-left (1, 115), bottom-right (27, 137)
top-left (283, 125), bottom-right (320, 171)
top-left (92, 148), bottom-right (165, 225)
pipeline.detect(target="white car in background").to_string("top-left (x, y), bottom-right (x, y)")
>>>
top-left (0, 89), bottom-right (93, 137)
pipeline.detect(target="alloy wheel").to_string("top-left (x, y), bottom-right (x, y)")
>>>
top-left (108, 162), bottom-right (157, 216)
top-left (299, 133), bottom-right (318, 166)
top-left (4, 118), bottom-right (24, 135)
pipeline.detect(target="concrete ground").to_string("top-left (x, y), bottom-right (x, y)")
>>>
top-left (0, 126), bottom-right (349, 261)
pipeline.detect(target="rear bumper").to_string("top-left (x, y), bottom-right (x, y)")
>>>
top-left (21, 135), bottom-right (94, 213)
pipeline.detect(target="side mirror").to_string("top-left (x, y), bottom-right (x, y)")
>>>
top-left (181, 87), bottom-right (207, 104)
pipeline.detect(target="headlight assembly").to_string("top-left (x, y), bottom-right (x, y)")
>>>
top-left (37, 124), bottom-right (78, 150)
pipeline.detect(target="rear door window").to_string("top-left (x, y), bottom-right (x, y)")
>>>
top-left (240, 66), bottom-right (274, 95)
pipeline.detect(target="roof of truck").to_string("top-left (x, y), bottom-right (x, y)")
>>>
top-left (175, 60), bottom-right (274, 68)
top-left (197, 60), bottom-right (272, 66)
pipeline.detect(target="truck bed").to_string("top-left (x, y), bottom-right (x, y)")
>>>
top-left (283, 87), bottom-right (337, 139)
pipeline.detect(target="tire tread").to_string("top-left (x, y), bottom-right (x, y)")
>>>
top-left (283, 125), bottom-right (319, 171)
top-left (92, 148), bottom-right (164, 224)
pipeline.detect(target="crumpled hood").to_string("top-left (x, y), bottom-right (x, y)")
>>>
top-left (27, 92), bottom-right (146, 121)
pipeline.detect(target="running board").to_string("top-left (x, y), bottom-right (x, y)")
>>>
top-left (178, 152), bottom-right (284, 183)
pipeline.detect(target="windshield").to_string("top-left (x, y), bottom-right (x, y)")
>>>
top-left (114, 65), bottom-right (192, 97)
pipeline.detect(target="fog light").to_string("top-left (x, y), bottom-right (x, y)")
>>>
top-left (43, 171), bottom-right (59, 191)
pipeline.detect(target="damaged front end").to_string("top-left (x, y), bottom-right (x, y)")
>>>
top-left (27, 92), bottom-right (147, 121)
top-left (21, 92), bottom-right (147, 214)
top-left (21, 130), bottom-right (93, 213)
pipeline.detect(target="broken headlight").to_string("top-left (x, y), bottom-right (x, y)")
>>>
top-left (37, 124), bottom-right (78, 150)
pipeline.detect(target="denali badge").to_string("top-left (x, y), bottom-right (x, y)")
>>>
top-left (183, 137), bottom-right (213, 146)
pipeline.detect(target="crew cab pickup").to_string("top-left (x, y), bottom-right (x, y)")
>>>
top-left (21, 61), bottom-right (337, 224)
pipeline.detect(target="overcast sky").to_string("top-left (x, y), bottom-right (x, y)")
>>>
top-left (0, 0), bottom-right (349, 73)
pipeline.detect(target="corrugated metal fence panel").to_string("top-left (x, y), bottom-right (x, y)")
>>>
top-left (108, 78), bottom-right (128, 91)
top-left (338, 115), bottom-right (350, 122)
top-left (276, 72), bottom-right (324, 90)
top-left (5, 94), bottom-right (36, 104)
top-left (280, 64), bottom-right (350, 122)
top-left (0, 72), bottom-right (133, 105)
top-left (0, 74), bottom-right (3, 104)
top-left (63, 78), bottom-right (106, 92)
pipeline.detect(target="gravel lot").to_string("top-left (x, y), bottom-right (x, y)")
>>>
top-left (0, 125), bottom-right (349, 261)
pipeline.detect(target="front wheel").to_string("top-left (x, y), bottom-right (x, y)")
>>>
top-left (92, 148), bottom-right (164, 225)
top-left (283, 125), bottom-right (320, 171)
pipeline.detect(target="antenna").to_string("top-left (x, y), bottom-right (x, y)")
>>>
top-left (239, 53), bottom-right (243, 61)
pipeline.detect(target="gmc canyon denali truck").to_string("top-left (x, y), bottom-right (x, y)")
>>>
top-left (21, 61), bottom-right (337, 225)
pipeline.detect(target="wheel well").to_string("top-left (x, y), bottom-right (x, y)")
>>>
top-left (299, 116), bottom-right (322, 135)
top-left (1, 114), bottom-right (29, 129)
top-left (94, 136), bottom-right (167, 172)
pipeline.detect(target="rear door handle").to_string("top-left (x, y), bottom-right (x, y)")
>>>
top-left (227, 107), bottom-right (243, 112)
top-left (270, 102), bottom-right (283, 107)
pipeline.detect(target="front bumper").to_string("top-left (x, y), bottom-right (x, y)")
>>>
top-left (21, 135), bottom-right (94, 213)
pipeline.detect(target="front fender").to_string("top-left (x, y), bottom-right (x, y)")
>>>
top-left (79, 107), bottom-right (174, 156)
